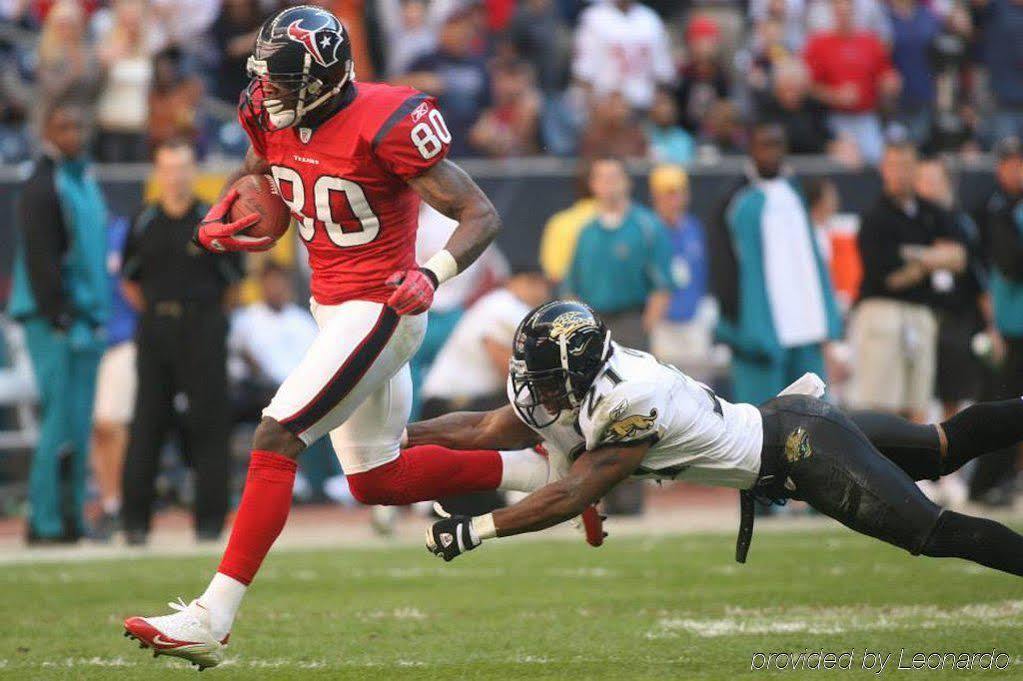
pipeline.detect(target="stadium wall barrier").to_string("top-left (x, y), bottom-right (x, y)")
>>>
top-left (0, 156), bottom-right (998, 284)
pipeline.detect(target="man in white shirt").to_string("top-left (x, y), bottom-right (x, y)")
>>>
top-left (421, 268), bottom-right (550, 417)
top-left (572, 0), bottom-right (675, 110)
top-left (229, 262), bottom-right (318, 417)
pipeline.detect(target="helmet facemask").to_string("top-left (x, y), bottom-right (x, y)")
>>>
top-left (510, 330), bottom-right (611, 429)
top-left (244, 52), bottom-right (353, 131)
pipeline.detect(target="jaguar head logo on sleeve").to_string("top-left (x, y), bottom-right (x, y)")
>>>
top-left (605, 403), bottom-right (659, 442)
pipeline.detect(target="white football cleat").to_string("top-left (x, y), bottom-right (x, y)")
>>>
top-left (123, 598), bottom-right (227, 670)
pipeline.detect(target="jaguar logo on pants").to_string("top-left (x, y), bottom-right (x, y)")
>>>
top-left (785, 427), bottom-right (813, 463)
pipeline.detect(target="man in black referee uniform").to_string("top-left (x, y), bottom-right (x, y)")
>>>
top-left (120, 139), bottom-right (244, 544)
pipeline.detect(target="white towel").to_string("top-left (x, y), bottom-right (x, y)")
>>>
top-left (760, 179), bottom-right (829, 347)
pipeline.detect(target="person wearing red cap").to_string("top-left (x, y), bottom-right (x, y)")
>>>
top-left (674, 14), bottom-right (731, 135)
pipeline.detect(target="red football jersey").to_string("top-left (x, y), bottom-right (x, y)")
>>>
top-left (240, 82), bottom-right (452, 304)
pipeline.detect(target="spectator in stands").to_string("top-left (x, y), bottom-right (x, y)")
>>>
top-left (913, 157), bottom-right (986, 418)
top-left (806, 0), bottom-right (892, 43)
top-left (572, 0), bottom-right (673, 112)
top-left (979, 138), bottom-right (1023, 369)
top-left (377, 0), bottom-right (436, 78)
top-left (709, 122), bottom-right (842, 404)
top-left (147, 46), bottom-right (204, 153)
top-left (0, 47), bottom-right (32, 162)
top-left (675, 16), bottom-right (730, 136)
top-left (737, 16), bottom-right (792, 101)
top-left (210, 0), bottom-right (262, 105)
top-left (7, 100), bottom-right (109, 544)
top-left (806, 176), bottom-right (840, 265)
top-left (701, 99), bottom-right (747, 156)
top-left (401, 5), bottom-right (490, 156)
top-left (971, 136), bottom-right (1023, 505)
top-left (887, 0), bottom-right (941, 144)
top-left (421, 267), bottom-right (550, 416)
top-left (749, 0), bottom-right (810, 52)
top-left (150, 0), bottom-right (221, 51)
top-left (646, 165), bottom-right (712, 380)
top-left (579, 92), bottom-right (647, 160)
top-left (120, 139), bottom-right (242, 545)
top-left (89, 215), bottom-right (139, 542)
top-left (850, 140), bottom-right (965, 421)
top-left (977, 0), bottom-right (1023, 144)
top-left (757, 58), bottom-right (835, 156)
top-left (563, 156), bottom-right (673, 351)
top-left (93, 0), bottom-right (158, 161)
top-left (539, 163), bottom-right (596, 284)
top-left (923, 3), bottom-right (976, 155)
top-left (34, 0), bottom-right (101, 129)
top-left (468, 58), bottom-right (541, 158)
top-left (506, 0), bottom-right (569, 94)
top-left (645, 90), bottom-right (694, 165)
top-left (804, 0), bottom-right (901, 164)
top-left (229, 261), bottom-right (318, 420)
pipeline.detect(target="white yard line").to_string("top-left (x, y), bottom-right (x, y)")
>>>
top-left (646, 600), bottom-right (1023, 638)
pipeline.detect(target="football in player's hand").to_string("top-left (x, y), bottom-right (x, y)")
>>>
top-left (229, 174), bottom-right (291, 242)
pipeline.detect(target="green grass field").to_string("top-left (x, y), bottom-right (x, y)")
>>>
top-left (2, 528), bottom-right (1022, 680)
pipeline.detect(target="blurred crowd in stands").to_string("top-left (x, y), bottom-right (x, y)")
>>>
top-left (2, 0), bottom-right (1023, 164)
top-left (3, 0), bottom-right (1023, 543)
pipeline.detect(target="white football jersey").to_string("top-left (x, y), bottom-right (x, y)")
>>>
top-left (507, 344), bottom-right (764, 489)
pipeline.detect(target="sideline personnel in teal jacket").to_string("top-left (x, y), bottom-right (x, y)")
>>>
top-left (709, 123), bottom-right (842, 404)
top-left (7, 101), bottom-right (109, 543)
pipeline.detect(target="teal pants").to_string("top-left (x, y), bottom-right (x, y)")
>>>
top-left (731, 343), bottom-right (825, 406)
top-left (22, 318), bottom-right (102, 537)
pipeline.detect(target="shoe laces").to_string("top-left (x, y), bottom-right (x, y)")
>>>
top-left (167, 597), bottom-right (190, 613)
top-left (167, 597), bottom-right (206, 628)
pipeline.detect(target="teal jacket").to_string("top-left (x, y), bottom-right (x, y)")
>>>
top-left (715, 177), bottom-right (842, 362)
top-left (989, 202), bottom-right (1023, 337)
top-left (8, 156), bottom-right (110, 331)
top-left (563, 204), bottom-right (674, 314)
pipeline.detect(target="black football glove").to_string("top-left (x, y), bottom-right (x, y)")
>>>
top-left (425, 515), bottom-right (481, 562)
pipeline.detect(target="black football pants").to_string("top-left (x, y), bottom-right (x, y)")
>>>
top-left (758, 396), bottom-right (1023, 575)
top-left (122, 303), bottom-right (231, 538)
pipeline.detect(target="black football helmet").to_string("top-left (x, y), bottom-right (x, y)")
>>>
top-left (510, 301), bottom-right (613, 428)
top-left (242, 5), bottom-right (354, 131)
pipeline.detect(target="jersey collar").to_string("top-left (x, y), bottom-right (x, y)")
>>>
top-left (295, 83), bottom-right (359, 142)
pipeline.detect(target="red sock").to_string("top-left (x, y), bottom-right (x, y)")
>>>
top-left (346, 445), bottom-right (502, 505)
top-left (217, 450), bottom-right (297, 585)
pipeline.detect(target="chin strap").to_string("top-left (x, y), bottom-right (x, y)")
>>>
top-left (294, 55), bottom-right (354, 124)
top-left (251, 54), bottom-right (354, 130)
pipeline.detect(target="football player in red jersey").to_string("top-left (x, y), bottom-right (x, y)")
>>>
top-left (122, 6), bottom-right (596, 669)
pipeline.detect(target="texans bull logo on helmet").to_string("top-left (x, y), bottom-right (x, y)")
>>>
top-left (286, 17), bottom-right (343, 68)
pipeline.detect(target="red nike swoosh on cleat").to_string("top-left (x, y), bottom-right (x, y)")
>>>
top-left (124, 616), bottom-right (228, 647)
top-left (124, 617), bottom-right (195, 648)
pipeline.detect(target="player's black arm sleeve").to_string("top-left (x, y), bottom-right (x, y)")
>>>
top-left (491, 443), bottom-right (649, 537)
top-left (408, 159), bottom-right (501, 271)
top-left (19, 172), bottom-right (69, 329)
top-left (406, 405), bottom-right (540, 451)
